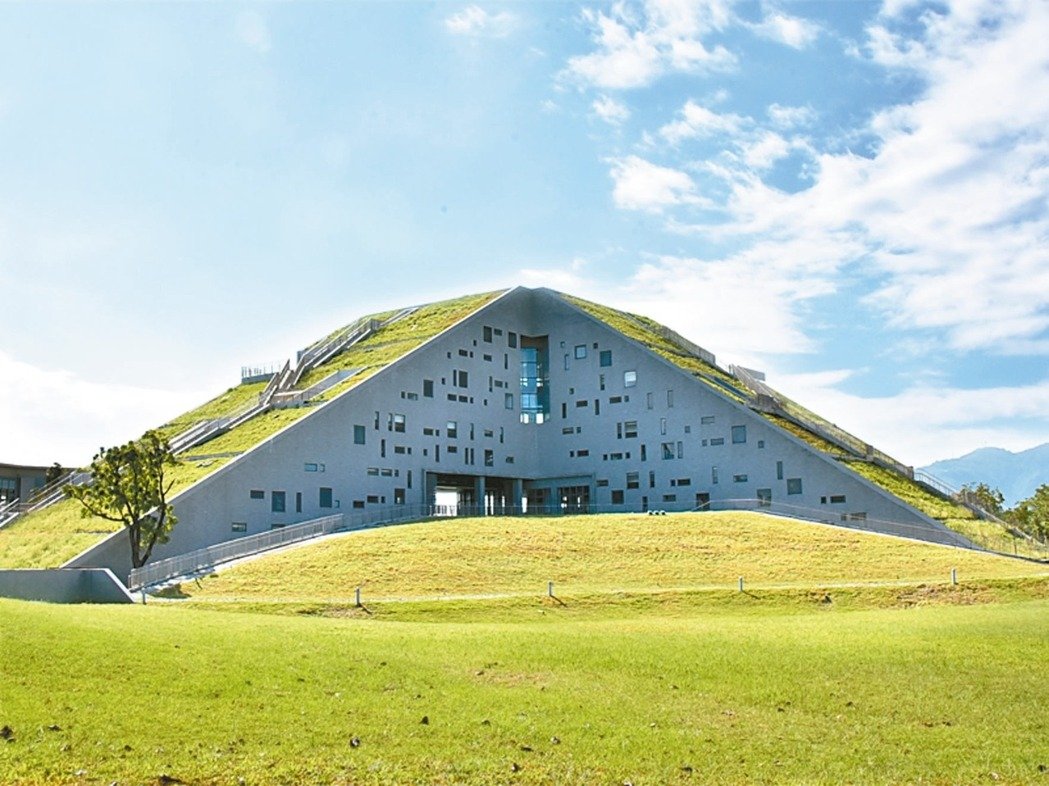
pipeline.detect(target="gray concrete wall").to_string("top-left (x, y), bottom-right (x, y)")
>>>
top-left (0, 568), bottom-right (134, 604)
top-left (69, 286), bottom-right (967, 568)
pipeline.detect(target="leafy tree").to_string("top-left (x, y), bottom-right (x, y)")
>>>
top-left (957, 482), bottom-right (1005, 516)
top-left (44, 462), bottom-right (66, 486)
top-left (66, 431), bottom-right (179, 568)
top-left (1006, 484), bottom-right (1049, 543)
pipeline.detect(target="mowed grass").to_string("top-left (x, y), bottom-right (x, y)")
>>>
top-left (182, 512), bottom-right (1047, 604)
top-left (0, 499), bottom-right (121, 568)
top-left (2, 596), bottom-right (1047, 786)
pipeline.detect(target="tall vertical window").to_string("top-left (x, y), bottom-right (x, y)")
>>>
top-left (423, 379), bottom-right (434, 398)
top-left (574, 344), bottom-right (587, 359)
top-left (271, 491), bottom-right (286, 513)
top-left (353, 425), bottom-right (366, 445)
top-left (319, 487), bottom-right (333, 508)
top-left (519, 336), bottom-right (550, 424)
top-left (447, 421), bottom-right (458, 439)
top-left (731, 425), bottom-right (747, 444)
top-left (599, 350), bottom-right (612, 367)
top-left (624, 370), bottom-right (637, 387)
top-left (776, 461), bottom-right (784, 480)
top-left (667, 389), bottom-right (674, 408)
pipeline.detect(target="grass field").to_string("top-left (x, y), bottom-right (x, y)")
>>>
top-left (181, 512), bottom-right (1048, 605)
top-left (2, 594), bottom-right (1047, 786)
top-left (3, 512), bottom-right (1049, 784)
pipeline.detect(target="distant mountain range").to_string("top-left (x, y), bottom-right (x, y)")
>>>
top-left (920, 443), bottom-right (1049, 507)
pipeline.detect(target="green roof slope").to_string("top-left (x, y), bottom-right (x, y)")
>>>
top-left (0, 290), bottom-right (504, 568)
top-left (560, 292), bottom-right (1045, 560)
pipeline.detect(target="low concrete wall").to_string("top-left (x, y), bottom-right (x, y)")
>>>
top-left (0, 568), bottom-right (135, 604)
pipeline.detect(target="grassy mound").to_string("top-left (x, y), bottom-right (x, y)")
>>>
top-left (181, 512), bottom-right (1046, 605)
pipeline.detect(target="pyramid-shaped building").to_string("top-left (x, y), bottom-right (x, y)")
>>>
top-left (67, 286), bottom-right (985, 579)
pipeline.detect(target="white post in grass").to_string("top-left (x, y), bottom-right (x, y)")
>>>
top-left (355, 586), bottom-right (362, 606)
top-left (547, 581), bottom-right (554, 598)
top-left (738, 576), bottom-right (744, 592)
top-left (950, 568), bottom-right (957, 586)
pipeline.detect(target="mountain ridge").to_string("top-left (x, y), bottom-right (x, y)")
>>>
top-left (920, 443), bottom-right (1049, 507)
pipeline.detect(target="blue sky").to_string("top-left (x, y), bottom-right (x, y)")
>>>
top-left (1, 0), bottom-right (1046, 468)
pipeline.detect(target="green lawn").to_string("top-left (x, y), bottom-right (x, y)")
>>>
top-left (182, 512), bottom-right (1047, 605)
top-left (1, 595), bottom-right (1047, 785)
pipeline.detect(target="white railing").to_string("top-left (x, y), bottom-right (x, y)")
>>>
top-left (0, 497), bottom-right (20, 529)
top-left (700, 497), bottom-right (977, 550)
top-left (128, 514), bottom-right (346, 589)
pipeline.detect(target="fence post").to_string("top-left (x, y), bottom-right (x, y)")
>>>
top-left (950, 567), bottom-right (957, 585)
top-left (547, 581), bottom-right (554, 598)
top-left (738, 576), bottom-right (744, 592)
top-left (355, 586), bottom-right (362, 607)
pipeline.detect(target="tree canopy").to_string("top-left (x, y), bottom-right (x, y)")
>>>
top-left (66, 431), bottom-right (179, 568)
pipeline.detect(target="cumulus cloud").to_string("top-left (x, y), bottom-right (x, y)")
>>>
top-left (750, 10), bottom-right (820, 49)
top-left (658, 100), bottom-right (743, 143)
top-left (766, 103), bottom-right (816, 128)
top-left (444, 6), bottom-right (517, 38)
top-left (607, 155), bottom-right (710, 212)
top-left (660, 0), bottom-right (1049, 354)
top-left (563, 0), bottom-right (736, 89)
top-left (592, 95), bottom-right (631, 125)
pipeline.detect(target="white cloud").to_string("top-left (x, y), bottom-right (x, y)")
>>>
top-left (592, 95), bottom-right (631, 125)
top-left (658, 100), bottom-right (743, 143)
top-left (768, 370), bottom-right (1049, 466)
top-left (766, 103), bottom-right (816, 128)
top-left (0, 350), bottom-right (197, 467)
top-left (444, 6), bottom-right (517, 38)
top-left (607, 155), bottom-right (710, 212)
top-left (235, 10), bottom-right (271, 54)
top-left (664, 0), bottom-right (1049, 354)
top-left (751, 10), bottom-right (820, 49)
top-left (564, 0), bottom-right (736, 89)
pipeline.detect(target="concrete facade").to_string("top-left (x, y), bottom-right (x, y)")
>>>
top-left (0, 462), bottom-right (49, 505)
top-left (68, 287), bottom-right (965, 580)
top-left (0, 569), bottom-right (134, 604)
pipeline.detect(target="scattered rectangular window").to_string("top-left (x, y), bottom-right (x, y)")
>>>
top-left (649, 471), bottom-right (656, 488)
top-left (599, 350), bottom-right (612, 367)
top-left (611, 490), bottom-right (625, 504)
top-left (757, 488), bottom-right (772, 507)
top-left (574, 344), bottom-right (587, 359)
top-left (624, 370), bottom-right (637, 387)
top-left (624, 420), bottom-right (638, 438)
top-left (640, 444), bottom-right (647, 461)
top-left (423, 379), bottom-right (434, 398)
top-left (667, 389), bottom-right (674, 407)
top-left (505, 392), bottom-right (514, 409)
top-left (366, 495), bottom-right (380, 504)
top-left (646, 392), bottom-right (653, 409)
top-left (353, 500), bottom-right (365, 509)
top-left (599, 374), bottom-right (606, 391)
top-left (787, 478), bottom-right (803, 495)
top-left (662, 494), bottom-right (677, 503)
top-left (353, 425), bottom-right (366, 445)
top-left (483, 326), bottom-right (493, 343)
top-left (830, 494), bottom-right (847, 504)
top-left (394, 488), bottom-right (406, 505)
top-left (710, 437), bottom-right (725, 446)
top-left (390, 413), bottom-right (405, 433)
top-left (661, 442), bottom-right (675, 460)
top-left (319, 487), bottom-right (333, 508)
top-left (304, 462), bottom-right (318, 472)
top-left (366, 467), bottom-right (379, 476)
top-left (731, 425), bottom-right (747, 444)
top-left (701, 415), bottom-right (715, 425)
top-left (508, 331), bottom-right (518, 348)
top-left (712, 466), bottom-right (719, 484)
top-left (733, 474), bottom-right (748, 483)
top-left (660, 417), bottom-right (667, 435)
top-left (231, 521), bottom-right (247, 532)
top-left (596, 479), bottom-right (609, 487)
top-left (776, 461), bottom-right (784, 480)
top-left (249, 489), bottom-right (265, 500)
top-left (677, 441), bottom-right (684, 459)
top-left (271, 491), bottom-right (286, 513)
top-left (447, 421), bottom-right (458, 439)
top-left (484, 449), bottom-right (494, 467)
top-left (626, 472), bottom-right (640, 489)
top-left (296, 492), bottom-right (302, 513)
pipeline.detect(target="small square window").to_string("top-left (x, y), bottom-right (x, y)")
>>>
top-left (599, 350), bottom-right (612, 367)
top-left (611, 489), bottom-right (625, 504)
top-left (575, 344), bottom-right (587, 359)
top-left (271, 491), bottom-right (286, 513)
top-left (787, 478), bottom-right (803, 495)
top-left (731, 425), bottom-right (747, 444)
top-left (249, 489), bottom-right (265, 500)
top-left (624, 370), bottom-right (637, 387)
